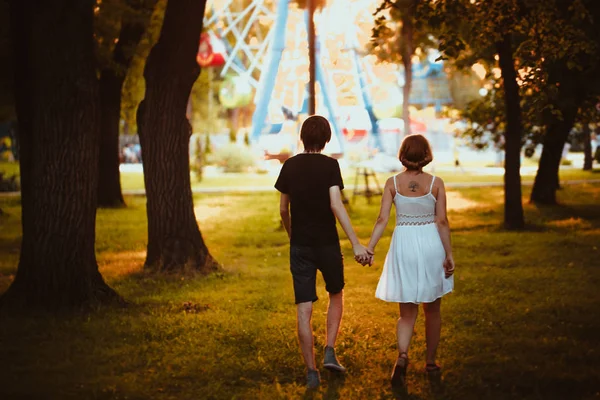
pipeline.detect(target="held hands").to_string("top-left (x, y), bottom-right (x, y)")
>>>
top-left (443, 255), bottom-right (455, 278)
top-left (353, 243), bottom-right (374, 267)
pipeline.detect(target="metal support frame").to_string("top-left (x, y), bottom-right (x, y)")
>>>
top-left (205, 0), bottom-right (420, 154)
top-left (249, 0), bottom-right (289, 141)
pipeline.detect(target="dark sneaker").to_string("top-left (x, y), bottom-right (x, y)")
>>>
top-left (307, 369), bottom-right (320, 389)
top-left (323, 346), bottom-right (346, 373)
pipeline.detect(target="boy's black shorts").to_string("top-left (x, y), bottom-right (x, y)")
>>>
top-left (289, 243), bottom-right (345, 304)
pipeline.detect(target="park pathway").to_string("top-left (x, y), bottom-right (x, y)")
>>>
top-left (1, 178), bottom-right (600, 197)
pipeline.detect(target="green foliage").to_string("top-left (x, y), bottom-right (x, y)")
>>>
top-left (0, 171), bottom-right (18, 192)
top-left (421, 0), bottom-right (600, 150)
top-left (120, 0), bottom-right (167, 131)
top-left (204, 132), bottom-right (212, 154)
top-left (94, 0), bottom-right (158, 74)
top-left (190, 134), bottom-right (204, 182)
top-left (190, 69), bottom-right (226, 135)
top-left (206, 143), bottom-right (256, 173)
top-left (1, 184), bottom-right (600, 398)
top-left (371, 0), bottom-right (435, 65)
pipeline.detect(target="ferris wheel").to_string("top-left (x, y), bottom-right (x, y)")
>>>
top-left (201, 0), bottom-right (391, 153)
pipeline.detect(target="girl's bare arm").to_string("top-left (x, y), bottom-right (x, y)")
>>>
top-left (434, 178), bottom-right (455, 277)
top-left (367, 177), bottom-right (395, 255)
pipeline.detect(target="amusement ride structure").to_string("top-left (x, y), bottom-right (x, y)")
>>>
top-left (198, 0), bottom-right (452, 157)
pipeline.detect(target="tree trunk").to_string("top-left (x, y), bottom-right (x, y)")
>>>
top-left (98, 69), bottom-right (126, 208)
top-left (583, 123), bottom-right (592, 171)
top-left (400, 1), bottom-right (415, 138)
top-left (97, 4), bottom-right (157, 208)
top-left (307, 0), bottom-right (316, 115)
top-left (1, 0), bottom-right (120, 312)
top-left (496, 35), bottom-right (525, 230)
top-left (137, 0), bottom-right (218, 273)
top-left (530, 103), bottom-right (577, 204)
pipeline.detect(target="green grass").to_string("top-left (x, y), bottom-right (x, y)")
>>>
top-left (1, 183), bottom-right (600, 399)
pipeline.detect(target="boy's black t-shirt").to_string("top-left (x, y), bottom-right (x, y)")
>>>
top-left (275, 153), bottom-right (344, 246)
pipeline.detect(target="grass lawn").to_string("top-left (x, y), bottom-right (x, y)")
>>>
top-left (1, 183), bottom-right (600, 399)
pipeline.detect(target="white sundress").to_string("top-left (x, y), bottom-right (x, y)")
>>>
top-left (375, 174), bottom-right (454, 303)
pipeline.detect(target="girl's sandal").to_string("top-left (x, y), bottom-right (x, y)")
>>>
top-left (425, 363), bottom-right (441, 374)
top-left (391, 352), bottom-right (409, 386)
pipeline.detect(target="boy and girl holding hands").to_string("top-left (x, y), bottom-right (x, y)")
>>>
top-left (275, 116), bottom-right (455, 388)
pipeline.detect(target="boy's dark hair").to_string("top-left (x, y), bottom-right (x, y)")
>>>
top-left (398, 134), bottom-right (433, 170)
top-left (300, 115), bottom-right (331, 152)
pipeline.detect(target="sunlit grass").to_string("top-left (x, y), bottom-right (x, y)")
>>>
top-left (0, 183), bottom-right (600, 399)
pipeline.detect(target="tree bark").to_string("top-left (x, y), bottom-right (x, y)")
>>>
top-left (530, 101), bottom-right (578, 204)
top-left (307, 0), bottom-right (316, 115)
top-left (583, 123), bottom-right (592, 171)
top-left (137, 0), bottom-right (218, 273)
top-left (1, 0), bottom-right (120, 312)
top-left (400, 2), bottom-right (415, 138)
top-left (496, 35), bottom-right (525, 230)
top-left (97, 3), bottom-right (157, 208)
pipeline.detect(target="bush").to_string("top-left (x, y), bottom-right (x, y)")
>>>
top-left (207, 143), bottom-right (256, 173)
top-left (0, 172), bottom-right (19, 192)
top-left (560, 158), bottom-right (573, 166)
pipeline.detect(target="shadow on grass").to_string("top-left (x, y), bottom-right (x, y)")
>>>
top-left (531, 203), bottom-right (600, 223)
top-left (323, 370), bottom-right (346, 400)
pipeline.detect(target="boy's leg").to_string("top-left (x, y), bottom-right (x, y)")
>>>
top-left (297, 301), bottom-right (316, 370)
top-left (326, 290), bottom-right (343, 347)
top-left (290, 245), bottom-right (320, 387)
top-left (319, 244), bottom-right (346, 372)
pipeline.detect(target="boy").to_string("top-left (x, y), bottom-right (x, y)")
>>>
top-left (275, 115), bottom-right (370, 389)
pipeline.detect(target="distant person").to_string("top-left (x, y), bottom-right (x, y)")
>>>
top-left (275, 115), bottom-right (370, 389)
top-left (452, 133), bottom-right (466, 173)
top-left (133, 143), bottom-right (142, 163)
top-left (122, 144), bottom-right (138, 164)
top-left (362, 134), bottom-right (455, 386)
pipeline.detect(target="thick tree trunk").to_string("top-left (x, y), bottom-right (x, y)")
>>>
top-left (1, 0), bottom-right (120, 312)
top-left (530, 104), bottom-right (577, 204)
top-left (496, 35), bottom-right (525, 230)
top-left (97, 5), bottom-right (157, 208)
top-left (137, 0), bottom-right (218, 273)
top-left (400, 4), bottom-right (414, 138)
top-left (307, 0), bottom-right (316, 115)
top-left (583, 123), bottom-right (593, 171)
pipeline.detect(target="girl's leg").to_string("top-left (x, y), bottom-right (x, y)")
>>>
top-left (423, 298), bottom-right (442, 365)
top-left (397, 302), bottom-right (419, 357)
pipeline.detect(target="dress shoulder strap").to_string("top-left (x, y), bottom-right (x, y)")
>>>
top-left (429, 175), bottom-right (436, 194)
top-left (393, 174), bottom-right (399, 193)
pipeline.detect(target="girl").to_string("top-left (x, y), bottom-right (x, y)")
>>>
top-left (366, 134), bottom-right (455, 386)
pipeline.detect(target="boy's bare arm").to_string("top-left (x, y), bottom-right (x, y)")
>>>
top-left (279, 193), bottom-right (291, 239)
top-left (329, 186), bottom-right (369, 261)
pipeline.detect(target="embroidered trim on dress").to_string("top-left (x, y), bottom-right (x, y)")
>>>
top-left (397, 221), bottom-right (435, 226)
top-left (397, 213), bottom-right (435, 218)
